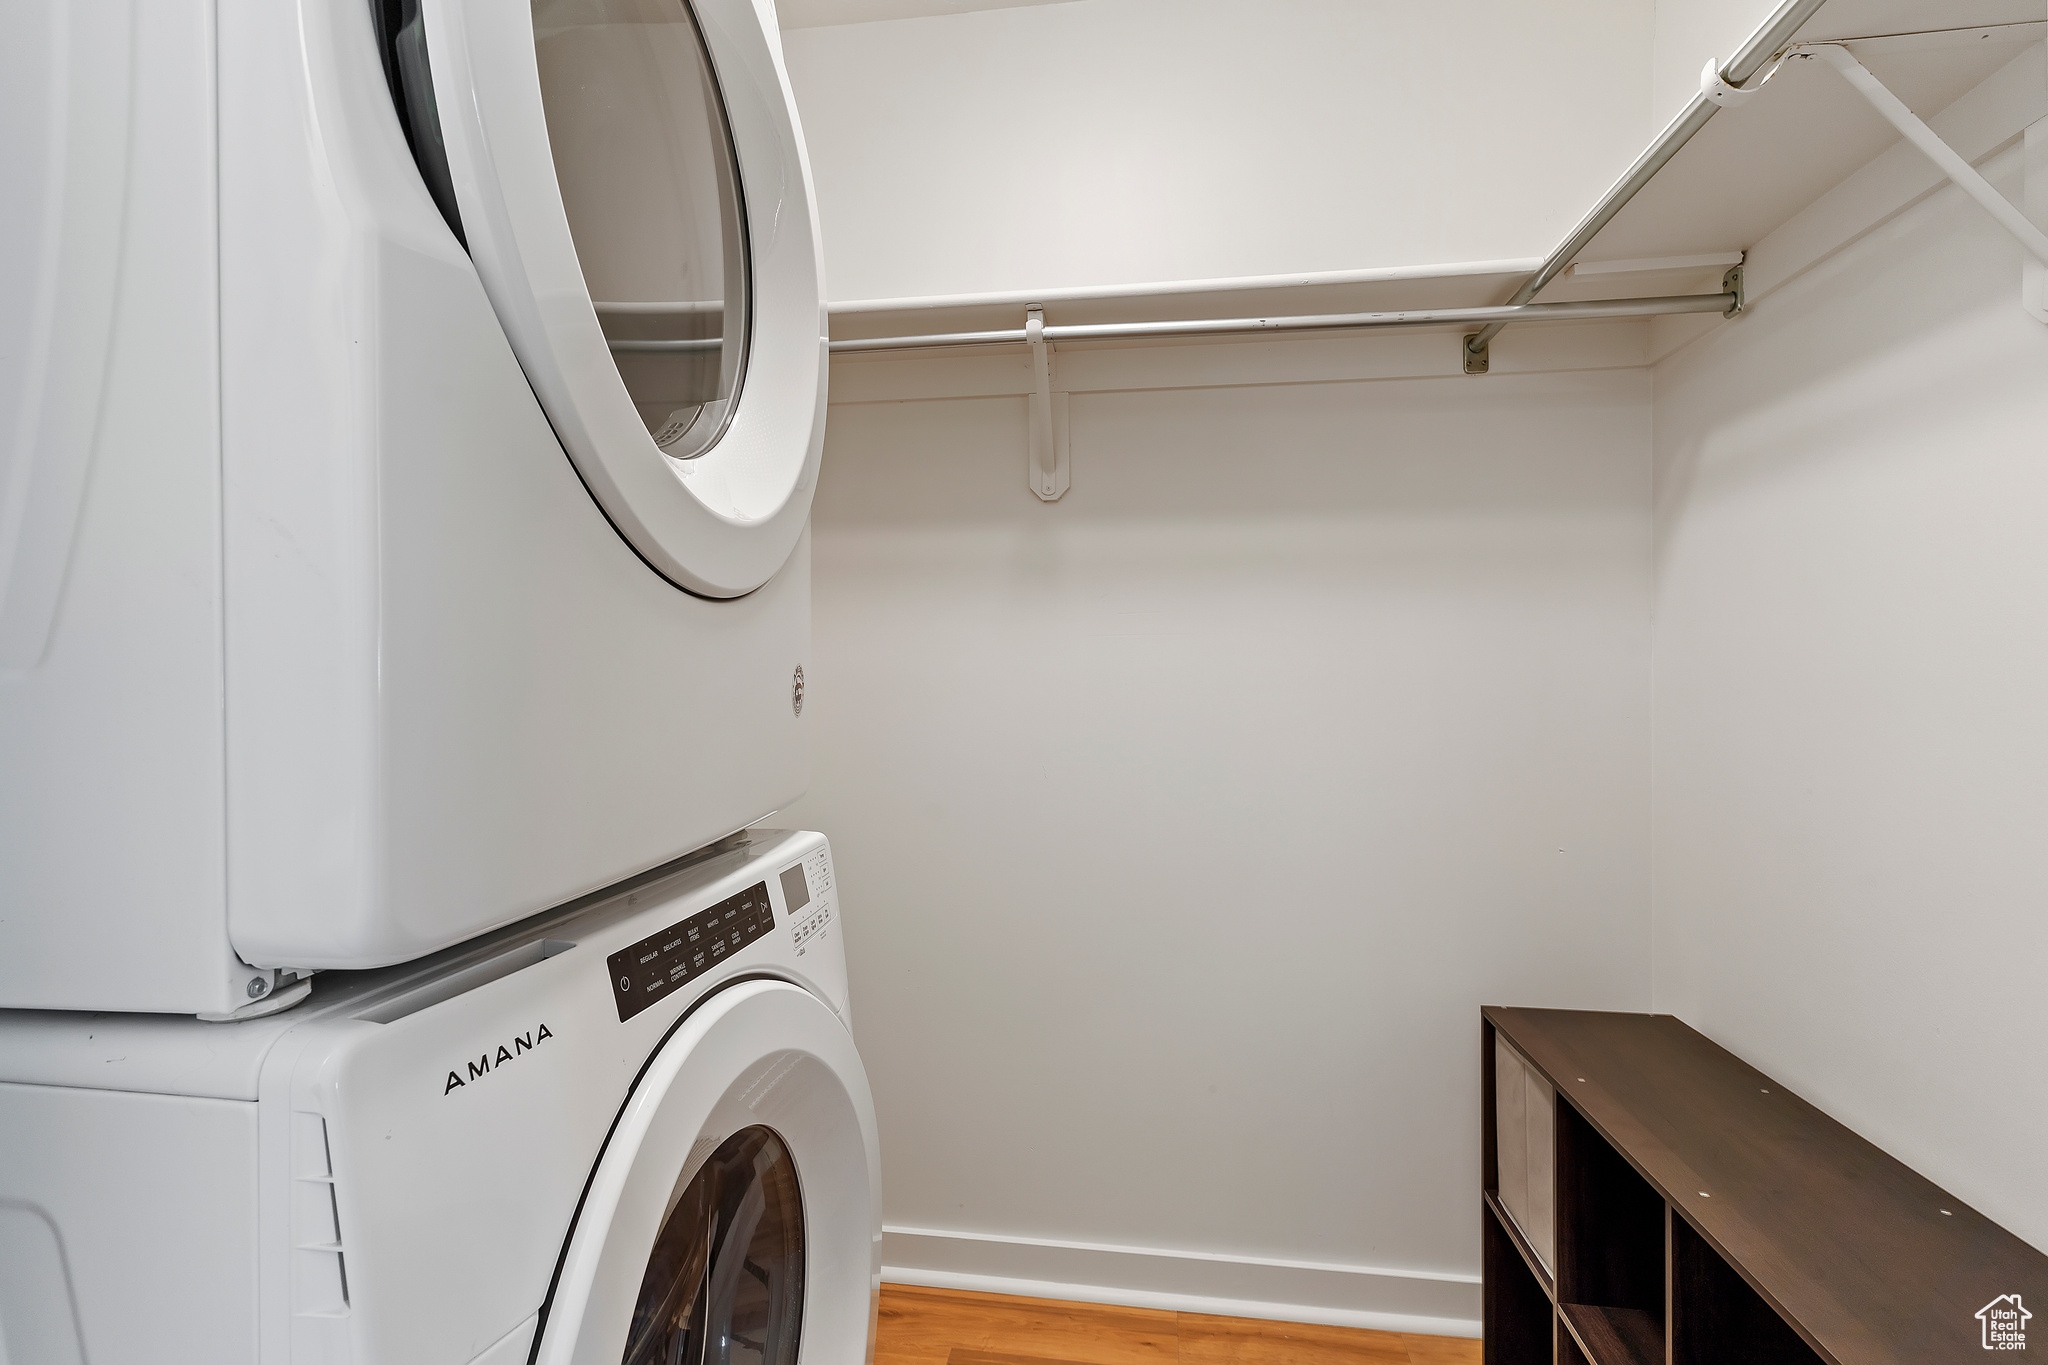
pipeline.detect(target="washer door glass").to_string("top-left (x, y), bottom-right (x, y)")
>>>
top-left (534, 0), bottom-right (749, 461)
top-left (626, 1125), bottom-right (803, 1365)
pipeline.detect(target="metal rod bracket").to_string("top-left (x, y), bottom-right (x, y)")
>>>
top-left (1462, 334), bottom-right (1491, 375)
top-left (1722, 260), bottom-right (1746, 317)
top-left (1025, 307), bottom-right (1070, 501)
top-left (1700, 58), bottom-right (1767, 108)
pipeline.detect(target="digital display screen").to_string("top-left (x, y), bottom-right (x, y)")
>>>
top-left (779, 863), bottom-right (810, 914)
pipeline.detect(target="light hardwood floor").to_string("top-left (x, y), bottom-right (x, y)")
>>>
top-left (874, 1284), bottom-right (1482, 1365)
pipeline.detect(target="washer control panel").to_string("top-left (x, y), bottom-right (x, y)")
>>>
top-left (608, 881), bottom-right (776, 1021)
top-left (780, 847), bottom-right (836, 955)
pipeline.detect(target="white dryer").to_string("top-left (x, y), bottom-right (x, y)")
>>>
top-left (0, 829), bottom-right (878, 1365)
top-left (1, 0), bottom-right (827, 1014)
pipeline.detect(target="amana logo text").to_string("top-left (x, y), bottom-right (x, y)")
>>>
top-left (443, 1023), bottom-right (553, 1095)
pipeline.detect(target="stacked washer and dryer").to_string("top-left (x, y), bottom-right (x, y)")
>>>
top-left (0, 0), bottom-right (879, 1360)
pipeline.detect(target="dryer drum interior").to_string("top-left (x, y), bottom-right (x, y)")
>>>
top-left (528, 0), bottom-right (752, 463)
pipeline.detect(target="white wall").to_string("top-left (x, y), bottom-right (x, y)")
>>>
top-left (783, 364), bottom-right (1655, 1329)
top-left (782, 0), bottom-right (1653, 301)
top-left (1651, 148), bottom-right (2048, 1252)
top-left (778, 0), bottom-right (2048, 1332)
top-left (776, 0), bottom-right (1666, 1333)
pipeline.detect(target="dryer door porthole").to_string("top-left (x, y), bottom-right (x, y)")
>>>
top-left (406, 0), bottom-right (827, 599)
top-left (534, 980), bottom-right (879, 1365)
top-left (539, 0), bottom-right (753, 467)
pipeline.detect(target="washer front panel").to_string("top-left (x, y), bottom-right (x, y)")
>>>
top-left (425, 0), bottom-right (827, 597)
top-left (536, 979), bottom-right (879, 1365)
top-left (273, 831), bottom-right (868, 1365)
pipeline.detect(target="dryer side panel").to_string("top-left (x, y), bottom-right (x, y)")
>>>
top-left (218, 0), bottom-right (437, 969)
top-left (0, 0), bottom-right (238, 1013)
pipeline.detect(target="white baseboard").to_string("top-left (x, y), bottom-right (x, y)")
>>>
top-left (879, 1226), bottom-right (1482, 1340)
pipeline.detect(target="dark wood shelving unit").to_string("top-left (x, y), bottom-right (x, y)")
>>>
top-left (1558, 1303), bottom-right (1659, 1365)
top-left (1482, 1008), bottom-right (2048, 1365)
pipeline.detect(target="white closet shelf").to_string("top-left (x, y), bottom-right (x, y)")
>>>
top-left (827, 0), bottom-right (2046, 365)
top-left (1558, 8), bottom-right (2041, 282)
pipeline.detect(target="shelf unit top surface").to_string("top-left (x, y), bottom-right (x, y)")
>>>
top-left (1485, 1007), bottom-right (2048, 1365)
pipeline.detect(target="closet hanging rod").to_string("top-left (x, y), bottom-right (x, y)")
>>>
top-left (827, 292), bottom-right (1736, 354)
top-left (1463, 0), bottom-right (1828, 364)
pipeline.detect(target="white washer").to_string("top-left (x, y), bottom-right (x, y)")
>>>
top-left (0, 0), bottom-right (828, 1015)
top-left (0, 830), bottom-right (878, 1365)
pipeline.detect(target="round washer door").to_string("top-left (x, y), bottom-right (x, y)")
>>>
top-left (422, 0), bottom-right (826, 598)
top-left (537, 979), bottom-right (880, 1365)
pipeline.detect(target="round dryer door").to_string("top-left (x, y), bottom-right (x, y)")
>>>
top-left (536, 979), bottom-right (880, 1365)
top-left (416, 0), bottom-right (827, 598)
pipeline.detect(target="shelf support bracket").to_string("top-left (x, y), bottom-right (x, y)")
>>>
top-left (1804, 44), bottom-right (2048, 322)
top-left (1025, 307), bottom-right (1070, 501)
top-left (2026, 117), bottom-right (2048, 324)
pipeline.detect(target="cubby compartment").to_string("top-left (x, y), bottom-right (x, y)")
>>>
top-left (1670, 1217), bottom-right (1824, 1365)
top-left (1483, 1193), bottom-right (1555, 1365)
top-left (1489, 1033), bottom-right (1555, 1274)
top-left (1554, 1102), bottom-right (1665, 1365)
